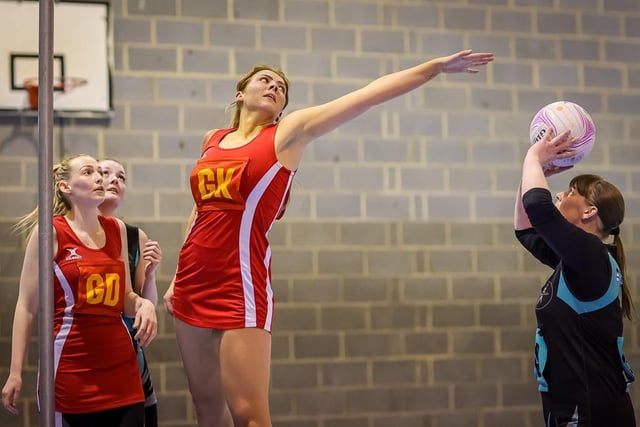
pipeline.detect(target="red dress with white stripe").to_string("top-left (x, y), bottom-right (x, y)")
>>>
top-left (51, 215), bottom-right (143, 413)
top-left (172, 124), bottom-right (295, 332)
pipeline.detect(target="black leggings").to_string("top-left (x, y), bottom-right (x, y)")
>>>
top-left (60, 402), bottom-right (144, 427)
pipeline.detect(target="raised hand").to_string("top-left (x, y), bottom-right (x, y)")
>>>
top-left (440, 49), bottom-right (494, 74)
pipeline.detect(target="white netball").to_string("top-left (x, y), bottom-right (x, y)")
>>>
top-left (529, 101), bottom-right (596, 167)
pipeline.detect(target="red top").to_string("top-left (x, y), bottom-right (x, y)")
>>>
top-left (51, 215), bottom-right (143, 413)
top-left (173, 124), bottom-right (295, 331)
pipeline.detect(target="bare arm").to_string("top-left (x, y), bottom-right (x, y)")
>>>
top-left (514, 181), bottom-right (533, 231)
top-left (118, 219), bottom-right (157, 347)
top-left (275, 50), bottom-right (494, 169)
top-left (135, 228), bottom-right (161, 306)
top-left (2, 227), bottom-right (41, 415)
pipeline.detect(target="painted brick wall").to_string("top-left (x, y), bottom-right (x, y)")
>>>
top-left (1, 0), bottom-right (639, 426)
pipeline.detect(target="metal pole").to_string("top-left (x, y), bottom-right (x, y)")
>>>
top-left (38, 0), bottom-right (55, 426)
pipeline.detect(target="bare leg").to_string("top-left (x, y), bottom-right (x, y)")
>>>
top-left (174, 318), bottom-right (233, 427)
top-left (220, 328), bottom-right (272, 427)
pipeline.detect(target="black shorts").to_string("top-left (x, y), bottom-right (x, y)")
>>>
top-left (60, 402), bottom-right (144, 427)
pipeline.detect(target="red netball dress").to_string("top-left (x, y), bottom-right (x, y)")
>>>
top-left (51, 215), bottom-right (143, 413)
top-left (172, 124), bottom-right (295, 331)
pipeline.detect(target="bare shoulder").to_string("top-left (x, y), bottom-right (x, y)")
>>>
top-left (201, 129), bottom-right (218, 149)
top-left (137, 227), bottom-right (150, 245)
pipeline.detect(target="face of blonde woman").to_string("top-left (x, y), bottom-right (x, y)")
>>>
top-left (99, 159), bottom-right (127, 208)
top-left (237, 70), bottom-right (287, 120)
top-left (63, 156), bottom-right (105, 206)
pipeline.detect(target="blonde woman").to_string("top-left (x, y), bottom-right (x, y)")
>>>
top-left (2, 154), bottom-right (157, 427)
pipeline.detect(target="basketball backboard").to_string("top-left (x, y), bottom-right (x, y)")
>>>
top-left (0, 0), bottom-right (112, 115)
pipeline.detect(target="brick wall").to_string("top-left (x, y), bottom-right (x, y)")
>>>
top-left (1, 0), bottom-right (639, 426)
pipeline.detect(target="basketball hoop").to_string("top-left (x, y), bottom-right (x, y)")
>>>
top-left (23, 76), bottom-right (88, 110)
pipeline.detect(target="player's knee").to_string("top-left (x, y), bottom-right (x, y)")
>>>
top-left (229, 399), bottom-right (270, 427)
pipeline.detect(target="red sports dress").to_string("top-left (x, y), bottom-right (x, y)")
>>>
top-left (172, 124), bottom-right (295, 332)
top-left (51, 215), bottom-right (143, 413)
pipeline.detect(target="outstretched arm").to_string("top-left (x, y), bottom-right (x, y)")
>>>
top-left (2, 227), bottom-right (41, 415)
top-left (275, 50), bottom-right (494, 169)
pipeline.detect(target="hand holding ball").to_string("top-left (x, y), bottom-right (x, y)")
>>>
top-left (529, 101), bottom-right (596, 167)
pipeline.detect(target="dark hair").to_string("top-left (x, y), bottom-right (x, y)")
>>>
top-left (570, 174), bottom-right (633, 319)
top-left (228, 65), bottom-right (290, 128)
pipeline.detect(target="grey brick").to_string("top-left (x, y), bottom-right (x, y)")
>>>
top-left (182, 48), bottom-right (230, 74)
top-left (321, 306), bottom-right (367, 330)
top-left (493, 63), bottom-right (534, 85)
top-left (448, 114), bottom-right (490, 137)
top-left (420, 33), bottom-right (465, 56)
top-left (626, 17), bottom-right (640, 38)
top-left (515, 38), bottom-right (556, 60)
top-left (310, 28), bottom-right (356, 52)
top-left (471, 88), bottom-right (513, 111)
top-left (450, 168), bottom-right (492, 192)
top-left (608, 94), bottom-right (640, 114)
top-left (424, 86), bottom-right (467, 110)
top-left (362, 137), bottom-right (414, 162)
top-left (476, 195), bottom-right (519, 219)
top-left (400, 167), bottom-right (445, 191)
top-left (103, 132), bottom-right (154, 159)
top-left (290, 222), bottom-right (339, 246)
top-left (284, 0), bottom-right (329, 24)
top-left (113, 18), bottom-right (151, 43)
top-left (560, 0), bottom-right (598, 8)
top-left (322, 362), bottom-right (368, 386)
top-left (368, 249), bottom-right (415, 275)
top-left (343, 277), bottom-right (392, 302)
top-left (181, 0), bottom-right (227, 18)
top-left (340, 222), bottom-right (388, 246)
top-left (393, 5), bottom-right (439, 28)
top-left (443, 7), bottom-right (486, 31)
top-left (581, 13), bottom-right (621, 37)
top-left (158, 132), bottom-right (206, 160)
top-left (335, 1), bottom-right (379, 25)
top-left (345, 333), bottom-right (398, 357)
top-left (130, 105), bottom-right (179, 130)
top-left (262, 25), bottom-right (307, 50)
top-left (479, 303), bottom-right (521, 326)
top-left (129, 47), bottom-right (177, 72)
top-left (433, 304), bottom-right (474, 327)
top-left (472, 142), bottom-right (519, 164)
top-left (455, 384), bottom-right (498, 409)
top-left (316, 193), bottom-right (360, 218)
top-left (371, 305), bottom-right (417, 329)
top-left (113, 76), bottom-right (154, 101)
top-left (233, 0), bottom-right (278, 20)
top-left (293, 165), bottom-right (337, 190)
top-left (115, 191), bottom-right (155, 217)
top-left (584, 66), bottom-right (623, 88)
top-left (561, 40), bottom-right (600, 61)
top-left (453, 331), bottom-right (495, 354)
top-left (372, 360), bottom-right (418, 385)
top-left (130, 163), bottom-right (182, 188)
top-left (537, 12), bottom-right (577, 34)
top-left (294, 334), bottom-right (340, 359)
top-left (272, 249), bottom-right (314, 274)
top-left (452, 276), bottom-right (495, 300)
top-left (433, 358), bottom-right (477, 382)
top-left (539, 64), bottom-right (579, 87)
top-left (157, 21), bottom-right (204, 45)
top-left (158, 78), bottom-right (207, 102)
top-left (430, 250), bottom-right (473, 273)
top-left (404, 277), bottom-right (448, 301)
top-left (491, 11), bottom-right (531, 32)
top-left (335, 56), bottom-right (382, 80)
top-left (290, 278), bottom-right (341, 303)
top-left (605, 0), bottom-right (640, 12)
top-left (515, 0), bottom-right (552, 5)
top-left (406, 332), bottom-right (448, 355)
top-left (339, 166), bottom-right (384, 191)
top-left (366, 194), bottom-right (411, 219)
top-left (605, 41), bottom-right (640, 63)
top-left (275, 307), bottom-right (317, 331)
top-left (209, 23), bottom-right (256, 47)
top-left (128, 0), bottom-right (176, 15)
top-left (286, 53), bottom-right (332, 78)
top-left (318, 250), bottom-right (364, 274)
top-left (361, 30), bottom-right (404, 54)
top-left (517, 90), bottom-right (559, 113)
top-left (427, 195), bottom-right (470, 220)
top-left (469, 35), bottom-right (511, 58)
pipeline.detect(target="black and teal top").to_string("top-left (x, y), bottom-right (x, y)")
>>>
top-left (516, 188), bottom-right (634, 426)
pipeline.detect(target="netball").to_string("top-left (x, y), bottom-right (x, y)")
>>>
top-left (529, 101), bottom-right (596, 167)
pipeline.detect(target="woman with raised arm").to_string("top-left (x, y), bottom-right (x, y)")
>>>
top-left (514, 131), bottom-right (635, 426)
top-left (2, 154), bottom-right (157, 427)
top-left (164, 49), bottom-right (494, 427)
top-left (99, 159), bottom-right (162, 427)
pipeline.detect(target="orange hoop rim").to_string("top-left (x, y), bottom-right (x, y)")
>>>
top-left (23, 76), bottom-right (88, 91)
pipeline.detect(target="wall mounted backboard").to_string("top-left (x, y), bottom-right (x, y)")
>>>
top-left (0, 0), bottom-right (112, 115)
